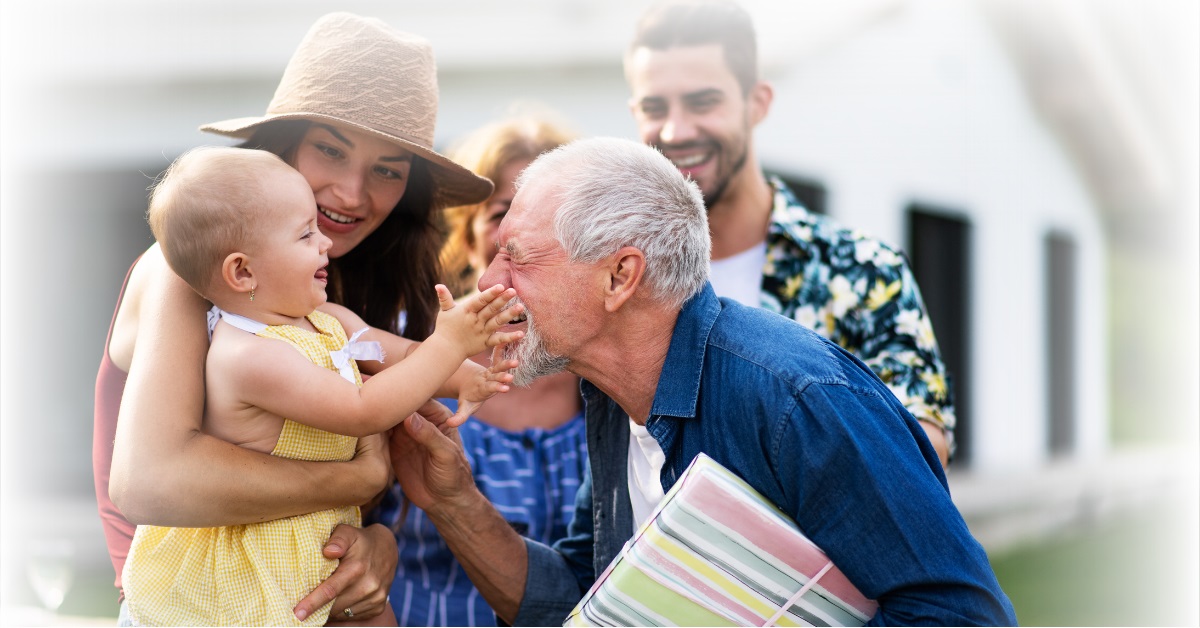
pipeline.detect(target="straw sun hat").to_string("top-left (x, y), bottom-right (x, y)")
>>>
top-left (202, 12), bottom-right (493, 208)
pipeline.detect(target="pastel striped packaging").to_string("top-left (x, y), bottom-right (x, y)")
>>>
top-left (563, 453), bottom-right (877, 627)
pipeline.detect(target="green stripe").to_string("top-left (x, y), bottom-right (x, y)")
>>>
top-left (659, 501), bottom-right (864, 626)
top-left (602, 554), bottom-right (739, 626)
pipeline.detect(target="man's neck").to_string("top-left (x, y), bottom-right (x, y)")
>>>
top-left (569, 303), bottom-right (677, 425)
top-left (707, 164), bottom-right (774, 260)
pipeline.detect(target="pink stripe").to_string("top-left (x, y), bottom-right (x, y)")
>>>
top-left (763, 561), bottom-right (835, 626)
top-left (682, 472), bottom-right (877, 615)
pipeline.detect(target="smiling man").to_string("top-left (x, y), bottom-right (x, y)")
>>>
top-left (625, 0), bottom-right (957, 466)
top-left (388, 136), bottom-right (1015, 626)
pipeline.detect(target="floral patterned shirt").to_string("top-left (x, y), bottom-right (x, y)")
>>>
top-left (759, 177), bottom-right (956, 444)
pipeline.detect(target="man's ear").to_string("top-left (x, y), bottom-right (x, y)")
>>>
top-left (748, 80), bottom-right (774, 127)
top-left (603, 246), bottom-right (647, 313)
top-left (220, 251), bottom-right (255, 296)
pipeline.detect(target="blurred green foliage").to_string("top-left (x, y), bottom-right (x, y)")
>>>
top-left (991, 501), bottom-right (1197, 626)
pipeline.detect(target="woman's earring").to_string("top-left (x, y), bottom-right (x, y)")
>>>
top-left (250, 288), bottom-right (255, 302)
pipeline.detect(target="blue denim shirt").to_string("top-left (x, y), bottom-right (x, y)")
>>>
top-left (515, 284), bottom-right (1015, 626)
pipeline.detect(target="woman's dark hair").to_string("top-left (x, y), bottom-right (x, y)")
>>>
top-left (240, 119), bottom-right (442, 340)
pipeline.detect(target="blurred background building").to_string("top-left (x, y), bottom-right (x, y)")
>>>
top-left (2, 0), bottom-right (1196, 624)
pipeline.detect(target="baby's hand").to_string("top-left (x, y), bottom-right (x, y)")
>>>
top-left (433, 284), bottom-right (524, 358)
top-left (454, 346), bottom-right (520, 422)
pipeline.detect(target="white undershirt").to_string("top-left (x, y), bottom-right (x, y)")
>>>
top-left (708, 242), bottom-right (767, 307)
top-left (627, 418), bottom-right (667, 531)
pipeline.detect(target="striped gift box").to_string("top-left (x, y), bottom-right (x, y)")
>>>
top-left (564, 453), bottom-right (877, 627)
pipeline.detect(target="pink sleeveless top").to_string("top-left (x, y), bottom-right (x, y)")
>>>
top-left (93, 259), bottom-right (138, 597)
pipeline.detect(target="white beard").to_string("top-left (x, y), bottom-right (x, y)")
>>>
top-left (502, 302), bottom-right (569, 387)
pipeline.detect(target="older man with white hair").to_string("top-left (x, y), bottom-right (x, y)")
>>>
top-left (388, 137), bottom-right (1015, 626)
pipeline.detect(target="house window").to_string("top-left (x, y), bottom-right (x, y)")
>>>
top-left (906, 205), bottom-right (973, 465)
top-left (1045, 230), bottom-right (1077, 456)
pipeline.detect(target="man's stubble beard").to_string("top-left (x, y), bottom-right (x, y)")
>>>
top-left (701, 144), bottom-right (748, 208)
top-left (502, 305), bottom-right (569, 388)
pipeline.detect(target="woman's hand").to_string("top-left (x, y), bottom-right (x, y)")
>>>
top-left (350, 433), bottom-right (393, 503)
top-left (291, 435), bottom-right (395, 621)
top-left (294, 398), bottom-right (474, 623)
top-left (293, 523), bottom-right (398, 623)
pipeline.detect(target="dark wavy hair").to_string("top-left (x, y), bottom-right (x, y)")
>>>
top-left (238, 119), bottom-right (442, 340)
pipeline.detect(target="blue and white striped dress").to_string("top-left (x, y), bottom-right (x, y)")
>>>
top-left (370, 400), bottom-right (587, 626)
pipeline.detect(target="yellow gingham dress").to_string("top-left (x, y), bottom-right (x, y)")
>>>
top-left (123, 310), bottom-right (362, 626)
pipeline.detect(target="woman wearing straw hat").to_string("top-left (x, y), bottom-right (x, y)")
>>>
top-left (96, 13), bottom-right (491, 625)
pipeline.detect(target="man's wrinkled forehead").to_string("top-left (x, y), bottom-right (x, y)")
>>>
top-left (497, 182), bottom-right (558, 253)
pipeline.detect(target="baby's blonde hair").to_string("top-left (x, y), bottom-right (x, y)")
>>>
top-left (147, 147), bottom-right (293, 295)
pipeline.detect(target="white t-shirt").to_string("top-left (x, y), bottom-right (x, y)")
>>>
top-left (708, 242), bottom-right (767, 307)
top-left (627, 418), bottom-right (667, 531)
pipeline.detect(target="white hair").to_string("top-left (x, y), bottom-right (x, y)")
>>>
top-left (516, 137), bottom-right (711, 309)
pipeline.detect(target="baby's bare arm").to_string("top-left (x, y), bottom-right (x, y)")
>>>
top-left (232, 324), bottom-right (476, 438)
top-left (284, 288), bottom-right (523, 434)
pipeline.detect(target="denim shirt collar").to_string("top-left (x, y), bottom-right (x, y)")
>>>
top-left (578, 282), bottom-right (720, 418)
top-left (648, 283), bottom-right (720, 420)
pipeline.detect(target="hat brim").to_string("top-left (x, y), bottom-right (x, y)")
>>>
top-left (201, 113), bottom-right (494, 209)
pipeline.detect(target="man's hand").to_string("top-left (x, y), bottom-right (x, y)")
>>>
top-left (388, 399), bottom-right (532, 624)
top-left (293, 524), bottom-right (398, 623)
top-left (388, 403), bottom-right (476, 513)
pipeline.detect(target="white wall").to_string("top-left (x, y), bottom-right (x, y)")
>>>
top-left (753, 0), bottom-right (1108, 471)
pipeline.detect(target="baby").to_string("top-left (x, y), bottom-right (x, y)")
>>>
top-left (120, 146), bottom-right (523, 626)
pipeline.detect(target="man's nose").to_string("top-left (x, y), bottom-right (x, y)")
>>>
top-left (659, 110), bottom-right (697, 145)
top-left (477, 258), bottom-right (508, 293)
